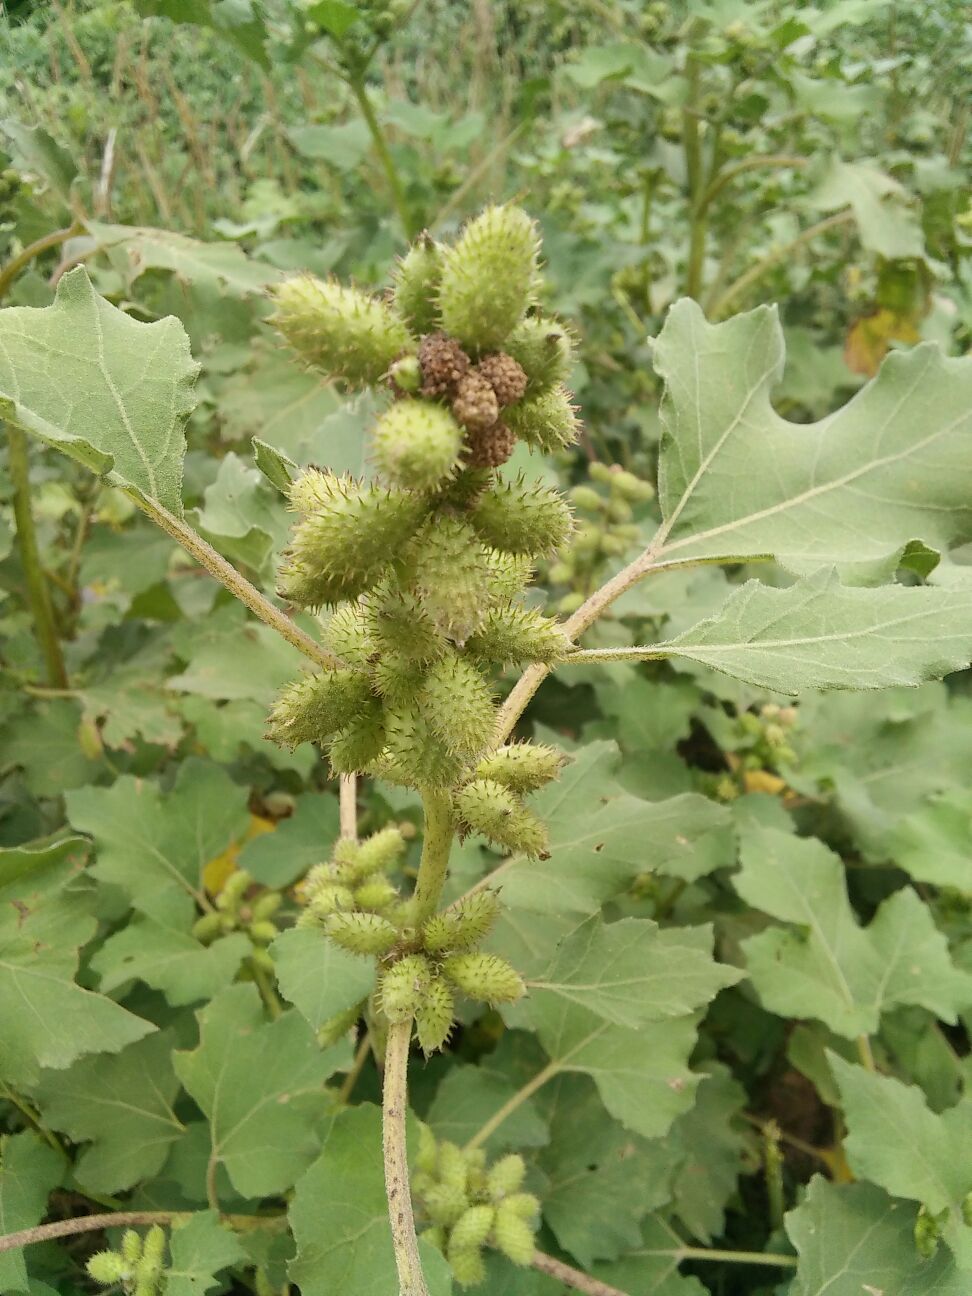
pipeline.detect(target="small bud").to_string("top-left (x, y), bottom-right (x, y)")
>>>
top-left (379, 953), bottom-right (433, 1021)
top-left (87, 1252), bottom-right (131, 1285)
top-left (121, 1230), bottom-right (143, 1264)
top-left (266, 669), bottom-right (374, 749)
top-left (474, 742), bottom-right (565, 794)
top-left (325, 911), bottom-right (399, 956)
top-left (504, 315), bottom-right (573, 395)
top-left (466, 604), bottom-right (572, 668)
top-left (192, 912), bottom-right (224, 944)
top-left (323, 600), bottom-right (375, 666)
top-left (304, 880), bottom-right (357, 918)
top-left (442, 952), bottom-right (525, 1005)
top-left (216, 869), bottom-right (251, 913)
top-left (392, 236), bottom-right (442, 335)
top-left (505, 384), bottom-right (580, 454)
top-left (248, 920), bottom-right (279, 945)
top-left (271, 276), bottom-right (413, 387)
top-left (610, 467), bottom-right (654, 502)
top-left (422, 890), bottom-right (501, 953)
top-left (415, 974), bottom-right (455, 1055)
top-left (455, 779), bottom-right (549, 857)
top-left (606, 498), bottom-right (633, 524)
top-left (439, 205), bottom-right (539, 350)
top-left (569, 484), bottom-right (604, 512)
top-left (419, 652), bottom-right (496, 760)
top-left (914, 1205), bottom-right (940, 1259)
top-left (449, 1203), bottom-right (496, 1253)
top-left (486, 1154), bottom-right (526, 1199)
top-left (352, 826), bottom-right (408, 878)
top-left (327, 699), bottom-right (387, 775)
top-left (388, 353), bottom-right (422, 393)
top-left (448, 1245), bottom-right (486, 1287)
top-left (437, 1141), bottom-right (469, 1193)
top-left (471, 477), bottom-right (573, 557)
top-left (373, 399), bottom-right (463, 492)
top-left (492, 1196), bottom-right (537, 1265)
top-left (252, 891), bottom-right (283, 921)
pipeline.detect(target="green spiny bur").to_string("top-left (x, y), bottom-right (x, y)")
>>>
top-left (492, 1196), bottom-right (537, 1264)
top-left (279, 475), bottom-right (426, 607)
top-left (455, 778), bottom-right (549, 856)
top-left (368, 587), bottom-right (446, 662)
top-left (372, 399), bottom-right (463, 491)
top-left (442, 951), bottom-right (525, 1005)
top-left (380, 953), bottom-right (433, 1021)
top-left (271, 275), bottom-right (413, 387)
top-left (438, 205), bottom-right (539, 350)
top-left (353, 825), bottom-right (407, 876)
top-left (419, 651), bottom-right (496, 759)
top-left (466, 603), bottom-right (572, 667)
top-left (415, 973), bottom-right (455, 1054)
top-left (448, 1246), bottom-right (485, 1287)
top-left (323, 600), bottom-right (375, 665)
top-left (422, 889), bottom-right (501, 953)
top-left (483, 548), bottom-right (534, 599)
top-left (474, 742), bottom-right (565, 793)
top-left (87, 1252), bottom-right (132, 1285)
top-left (449, 1203), bottom-right (496, 1252)
top-left (471, 477), bottom-right (573, 557)
top-left (372, 651), bottom-right (427, 707)
top-left (407, 515), bottom-right (494, 641)
top-left (353, 877), bottom-right (399, 911)
top-left (504, 314), bottom-right (573, 394)
top-left (380, 704), bottom-right (465, 788)
top-left (325, 910), bottom-right (398, 955)
top-left (392, 235), bottom-right (442, 335)
top-left (485, 1154), bottom-right (526, 1199)
top-left (266, 668), bottom-right (373, 748)
top-left (424, 1181), bottom-right (468, 1226)
top-left (327, 699), bottom-right (387, 774)
top-left (504, 384), bottom-right (579, 453)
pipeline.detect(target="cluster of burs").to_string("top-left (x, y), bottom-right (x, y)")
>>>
top-left (86, 1226), bottom-right (166, 1296)
top-left (267, 208), bottom-right (577, 810)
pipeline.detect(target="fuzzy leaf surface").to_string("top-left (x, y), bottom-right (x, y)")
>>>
top-left (786, 1177), bottom-right (967, 1293)
top-left (0, 267), bottom-right (197, 513)
top-left (165, 1211), bottom-right (248, 1296)
top-left (651, 300), bottom-right (972, 580)
top-left (0, 1133), bottom-right (63, 1296)
top-left (270, 927), bottom-right (375, 1030)
top-left (173, 985), bottom-right (348, 1197)
top-left (735, 825), bottom-right (972, 1038)
top-left (651, 570), bottom-right (972, 693)
top-left (831, 1058), bottom-right (972, 1267)
top-left (33, 1032), bottom-right (184, 1193)
top-left (92, 920), bottom-right (251, 1007)
top-left (288, 1105), bottom-right (453, 1296)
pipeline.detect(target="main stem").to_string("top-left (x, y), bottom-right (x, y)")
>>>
top-left (682, 54), bottom-right (706, 301)
top-left (383, 1019), bottom-right (429, 1296)
top-left (382, 785), bottom-right (455, 1294)
top-left (347, 73), bottom-right (417, 239)
top-left (7, 423), bottom-right (69, 688)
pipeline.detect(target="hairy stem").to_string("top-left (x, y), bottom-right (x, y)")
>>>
top-left (410, 787), bottom-right (455, 923)
top-left (531, 1251), bottom-right (630, 1295)
top-left (6, 423), bottom-right (69, 688)
top-left (129, 491), bottom-right (340, 671)
top-left (382, 1019), bottom-right (428, 1296)
top-left (339, 773), bottom-right (358, 840)
top-left (662, 1247), bottom-right (797, 1267)
top-left (0, 1211), bottom-right (286, 1254)
top-left (697, 154), bottom-right (807, 217)
top-left (250, 957), bottom-right (283, 1020)
top-left (0, 222), bottom-right (83, 299)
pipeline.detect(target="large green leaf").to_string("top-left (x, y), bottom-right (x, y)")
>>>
top-left (173, 985), bottom-right (348, 1198)
top-left (66, 758), bottom-right (251, 926)
top-left (0, 268), bottom-right (197, 515)
top-left (645, 570), bottom-right (972, 693)
top-left (0, 860), bottom-right (154, 1087)
top-left (166, 1211), bottom-right (247, 1296)
top-left (33, 1032), bottom-right (184, 1194)
top-left (0, 1133), bottom-right (63, 1296)
top-left (88, 223), bottom-right (281, 296)
top-left (270, 928), bottom-right (375, 1031)
top-left (786, 1177), bottom-right (966, 1294)
top-left (529, 916), bottom-right (740, 1029)
top-left (831, 1057), bottom-right (972, 1268)
top-left (92, 919), bottom-right (251, 1007)
top-left (289, 1105), bottom-right (453, 1296)
top-left (735, 824), bottom-right (972, 1038)
top-left (591, 1215), bottom-right (708, 1296)
top-left (650, 300), bottom-right (972, 580)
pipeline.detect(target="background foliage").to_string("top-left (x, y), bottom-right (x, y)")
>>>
top-left (1, 2), bottom-right (972, 1295)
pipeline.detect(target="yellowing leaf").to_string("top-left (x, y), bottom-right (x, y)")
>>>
top-left (844, 307), bottom-right (920, 377)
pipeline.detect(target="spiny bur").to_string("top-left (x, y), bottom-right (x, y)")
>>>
top-left (493, 1197), bottom-right (537, 1264)
top-left (504, 385), bottom-right (580, 454)
top-left (325, 911), bottom-right (399, 956)
top-left (474, 742), bottom-right (566, 793)
top-left (327, 699), bottom-right (386, 774)
top-left (466, 604), bottom-right (572, 668)
top-left (372, 399), bottom-right (463, 491)
top-left (471, 477), bottom-right (573, 557)
top-left (415, 974), bottom-right (455, 1055)
top-left (271, 276), bottom-right (412, 387)
top-left (419, 652), bottom-right (496, 759)
top-left (455, 778), bottom-right (549, 857)
top-left (505, 314), bottom-right (573, 394)
top-left (266, 669), bottom-right (373, 748)
top-left (392, 235), bottom-right (442, 335)
top-left (439, 205), bottom-right (539, 351)
top-left (407, 515), bottom-right (493, 642)
top-left (442, 952), bottom-right (525, 1005)
top-left (380, 953), bottom-right (434, 1021)
top-left (422, 890), bottom-right (501, 953)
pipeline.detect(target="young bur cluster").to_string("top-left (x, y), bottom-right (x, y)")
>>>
top-left (413, 1128), bottom-right (541, 1285)
top-left (87, 1226), bottom-right (167, 1296)
top-left (267, 206), bottom-right (578, 832)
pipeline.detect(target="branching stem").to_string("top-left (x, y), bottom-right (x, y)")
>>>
top-left (129, 491), bottom-right (340, 671)
top-left (0, 1211), bottom-right (286, 1254)
top-left (464, 1059), bottom-right (560, 1152)
top-left (531, 1251), bottom-right (630, 1295)
top-left (410, 787), bottom-right (455, 923)
top-left (382, 1019), bottom-right (428, 1296)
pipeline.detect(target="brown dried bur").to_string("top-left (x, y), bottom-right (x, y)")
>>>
top-left (476, 352), bottom-right (528, 408)
top-left (419, 332), bottom-right (470, 398)
top-left (464, 423), bottom-right (516, 469)
top-left (452, 371), bottom-right (500, 434)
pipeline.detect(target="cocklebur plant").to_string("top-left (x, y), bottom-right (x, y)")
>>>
top-left (5, 202), bottom-right (972, 1296)
top-left (87, 1226), bottom-right (167, 1296)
